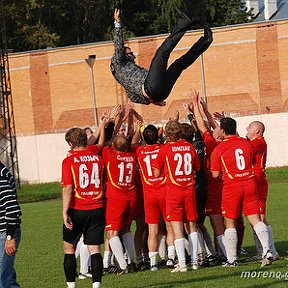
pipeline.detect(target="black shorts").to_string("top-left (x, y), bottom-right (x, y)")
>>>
top-left (63, 208), bottom-right (105, 246)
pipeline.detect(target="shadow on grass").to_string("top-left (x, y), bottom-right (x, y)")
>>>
top-left (239, 241), bottom-right (288, 262)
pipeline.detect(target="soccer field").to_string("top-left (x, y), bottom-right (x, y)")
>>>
top-left (16, 182), bottom-right (288, 288)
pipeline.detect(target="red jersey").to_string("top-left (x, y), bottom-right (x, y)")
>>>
top-left (61, 150), bottom-right (104, 210)
top-left (155, 139), bottom-right (200, 188)
top-left (102, 146), bottom-right (137, 199)
top-left (250, 136), bottom-right (267, 177)
top-left (136, 144), bottom-right (166, 191)
top-left (211, 136), bottom-right (254, 182)
top-left (203, 131), bottom-right (222, 184)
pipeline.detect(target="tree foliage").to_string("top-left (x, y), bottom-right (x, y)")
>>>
top-left (1, 0), bottom-right (252, 52)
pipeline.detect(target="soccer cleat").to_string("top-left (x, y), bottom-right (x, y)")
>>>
top-left (78, 272), bottom-right (92, 279)
top-left (171, 264), bottom-right (188, 273)
top-left (137, 260), bottom-right (150, 271)
top-left (166, 258), bottom-right (175, 267)
top-left (191, 262), bottom-right (199, 270)
top-left (222, 260), bottom-right (238, 267)
top-left (128, 262), bottom-right (138, 272)
top-left (159, 259), bottom-right (166, 268)
top-left (239, 248), bottom-right (248, 255)
top-left (273, 253), bottom-right (280, 261)
top-left (261, 251), bottom-right (273, 267)
top-left (206, 254), bottom-right (219, 265)
top-left (117, 267), bottom-right (129, 275)
top-left (150, 265), bottom-right (158, 271)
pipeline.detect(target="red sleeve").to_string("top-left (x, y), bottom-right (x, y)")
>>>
top-left (61, 158), bottom-right (73, 186)
top-left (86, 144), bottom-right (101, 154)
top-left (203, 131), bottom-right (217, 154)
top-left (210, 146), bottom-right (221, 172)
top-left (131, 143), bottom-right (140, 152)
top-left (102, 146), bottom-right (110, 164)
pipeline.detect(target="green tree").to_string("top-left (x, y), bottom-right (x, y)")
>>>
top-left (1, 0), bottom-right (252, 52)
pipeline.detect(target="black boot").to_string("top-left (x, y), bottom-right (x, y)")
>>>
top-left (203, 25), bottom-right (213, 44)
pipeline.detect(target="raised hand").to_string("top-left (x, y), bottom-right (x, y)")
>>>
top-left (182, 102), bottom-right (191, 114)
top-left (199, 97), bottom-right (207, 111)
top-left (190, 88), bottom-right (199, 104)
top-left (114, 8), bottom-right (121, 22)
top-left (213, 111), bottom-right (225, 122)
top-left (110, 104), bottom-right (122, 120)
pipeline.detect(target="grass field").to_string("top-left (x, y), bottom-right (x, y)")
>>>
top-left (15, 171), bottom-right (288, 288)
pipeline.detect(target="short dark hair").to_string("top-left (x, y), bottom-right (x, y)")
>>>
top-left (143, 125), bottom-right (158, 145)
top-left (220, 117), bottom-right (237, 135)
top-left (65, 128), bottom-right (87, 149)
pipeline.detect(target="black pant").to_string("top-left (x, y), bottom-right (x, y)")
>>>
top-left (144, 19), bottom-right (212, 102)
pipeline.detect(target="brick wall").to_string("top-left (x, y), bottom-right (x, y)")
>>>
top-left (9, 20), bottom-right (288, 136)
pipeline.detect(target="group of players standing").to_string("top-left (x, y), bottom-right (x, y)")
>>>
top-left (61, 90), bottom-right (278, 288)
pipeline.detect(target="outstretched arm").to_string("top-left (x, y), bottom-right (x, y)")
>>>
top-left (113, 8), bottom-right (125, 64)
top-left (189, 89), bottom-right (208, 137)
top-left (199, 97), bottom-right (219, 129)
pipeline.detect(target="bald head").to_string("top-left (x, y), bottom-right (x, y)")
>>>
top-left (113, 135), bottom-right (130, 152)
top-left (246, 121), bottom-right (265, 140)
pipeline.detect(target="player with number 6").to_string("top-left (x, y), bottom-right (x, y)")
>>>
top-left (211, 117), bottom-right (273, 268)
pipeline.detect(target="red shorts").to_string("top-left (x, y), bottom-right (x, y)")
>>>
top-left (144, 186), bottom-right (167, 224)
top-left (255, 175), bottom-right (268, 214)
top-left (205, 182), bottom-right (223, 215)
top-left (222, 178), bottom-right (259, 219)
top-left (105, 196), bottom-right (136, 231)
top-left (134, 195), bottom-right (145, 219)
top-left (166, 186), bottom-right (198, 222)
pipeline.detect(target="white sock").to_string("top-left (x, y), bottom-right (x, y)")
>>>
top-left (188, 232), bottom-right (198, 264)
top-left (158, 234), bottom-right (167, 260)
top-left (103, 251), bottom-right (112, 269)
top-left (167, 245), bottom-right (175, 260)
top-left (111, 253), bottom-right (115, 266)
top-left (149, 251), bottom-right (158, 266)
top-left (254, 222), bottom-right (269, 256)
top-left (216, 234), bottom-right (227, 257)
top-left (67, 282), bottom-right (75, 288)
top-left (109, 236), bottom-right (127, 269)
top-left (224, 228), bottom-right (237, 263)
top-left (92, 282), bottom-right (101, 288)
top-left (197, 228), bottom-right (205, 256)
top-left (267, 225), bottom-right (278, 256)
top-left (202, 228), bottom-right (216, 256)
top-left (75, 237), bottom-right (83, 258)
top-left (122, 232), bottom-right (135, 264)
top-left (253, 230), bottom-right (263, 256)
top-left (79, 243), bottom-right (90, 274)
top-left (174, 238), bottom-right (186, 268)
top-left (184, 238), bottom-right (190, 256)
